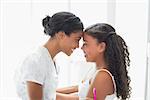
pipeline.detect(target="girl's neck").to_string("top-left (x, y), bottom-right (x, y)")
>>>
top-left (96, 57), bottom-right (107, 70)
top-left (96, 64), bottom-right (107, 70)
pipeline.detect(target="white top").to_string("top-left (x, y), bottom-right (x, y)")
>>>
top-left (14, 46), bottom-right (59, 100)
top-left (78, 69), bottom-right (117, 100)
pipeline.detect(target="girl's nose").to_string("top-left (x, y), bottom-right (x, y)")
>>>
top-left (81, 45), bottom-right (84, 50)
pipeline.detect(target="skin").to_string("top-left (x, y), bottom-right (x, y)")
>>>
top-left (56, 85), bottom-right (78, 94)
top-left (56, 33), bottom-right (115, 100)
top-left (26, 31), bottom-right (83, 100)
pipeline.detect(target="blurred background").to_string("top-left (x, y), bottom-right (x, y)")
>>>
top-left (0, 0), bottom-right (150, 99)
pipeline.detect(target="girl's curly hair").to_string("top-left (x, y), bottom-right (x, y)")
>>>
top-left (85, 23), bottom-right (131, 100)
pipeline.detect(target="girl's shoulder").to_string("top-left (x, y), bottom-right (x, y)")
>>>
top-left (91, 69), bottom-right (116, 95)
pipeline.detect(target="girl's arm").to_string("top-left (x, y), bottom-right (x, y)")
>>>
top-left (86, 71), bottom-right (114, 100)
top-left (56, 85), bottom-right (78, 94)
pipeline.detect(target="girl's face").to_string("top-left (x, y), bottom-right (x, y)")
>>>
top-left (81, 33), bottom-right (105, 62)
top-left (61, 31), bottom-right (83, 56)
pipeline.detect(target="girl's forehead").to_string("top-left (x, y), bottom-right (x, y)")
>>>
top-left (83, 33), bottom-right (99, 44)
top-left (83, 33), bottom-right (94, 41)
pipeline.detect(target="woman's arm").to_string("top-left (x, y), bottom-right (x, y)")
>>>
top-left (56, 92), bottom-right (79, 100)
top-left (27, 81), bottom-right (43, 100)
top-left (56, 92), bottom-right (94, 100)
top-left (56, 85), bottom-right (78, 94)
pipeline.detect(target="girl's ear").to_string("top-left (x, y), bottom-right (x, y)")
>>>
top-left (98, 42), bottom-right (106, 53)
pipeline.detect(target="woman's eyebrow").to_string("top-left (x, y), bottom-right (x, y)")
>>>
top-left (75, 37), bottom-right (81, 40)
top-left (77, 37), bottom-right (81, 39)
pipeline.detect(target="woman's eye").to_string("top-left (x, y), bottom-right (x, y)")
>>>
top-left (77, 39), bottom-right (80, 42)
top-left (83, 43), bottom-right (87, 47)
top-left (75, 39), bottom-right (79, 42)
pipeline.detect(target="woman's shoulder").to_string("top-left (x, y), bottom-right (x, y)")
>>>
top-left (20, 47), bottom-right (49, 71)
top-left (24, 46), bottom-right (48, 62)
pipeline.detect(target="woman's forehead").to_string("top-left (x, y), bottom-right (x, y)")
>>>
top-left (70, 32), bottom-right (83, 38)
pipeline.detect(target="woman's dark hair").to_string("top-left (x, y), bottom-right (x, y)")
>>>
top-left (84, 23), bottom-right (131, 100)
top-left (42, 12), bottom-right (84, 37)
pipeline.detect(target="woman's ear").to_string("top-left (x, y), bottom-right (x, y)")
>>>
top-left (98, 42), bottom-right (106, 53)
top-left (56, 31), bottom-right (66, 40)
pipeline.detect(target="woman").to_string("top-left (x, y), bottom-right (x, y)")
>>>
top-left (14, 11), bottom-right (84, 100)
top-left (56, 23), bottom-right (131, 100)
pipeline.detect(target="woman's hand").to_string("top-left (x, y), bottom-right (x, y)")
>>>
top-left (56, 92), bottom-right (79, 100)
top-left (56, 85), bottom-right (78, 94)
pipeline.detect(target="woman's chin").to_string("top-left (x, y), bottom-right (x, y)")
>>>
top-left (66, 52), bottom-right (72, 56)
top-left (64, 50), bottom-right (73, 56)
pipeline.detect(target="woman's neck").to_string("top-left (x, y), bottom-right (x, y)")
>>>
top-left (44, 38), bottom-right (60, 59)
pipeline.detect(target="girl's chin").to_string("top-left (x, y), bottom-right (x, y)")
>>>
top-left (85, 57), bottom-right (90, 62)
top-left (85, 57), bottom-right (94, 62)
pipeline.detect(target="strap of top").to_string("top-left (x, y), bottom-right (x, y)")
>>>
top-left (94, 69), bottom-right (117, 93)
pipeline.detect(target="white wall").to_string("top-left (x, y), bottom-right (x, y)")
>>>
top-left (1, 1), bottom-right (31, 99)
top-left (115, 0), bottom-right (148, 99)
top-left (0, 0), bottom-right (149, 99)
top-left (146, 0), bottom-right (150, 99)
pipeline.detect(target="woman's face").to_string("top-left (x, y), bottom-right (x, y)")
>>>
top-left (61, 31), bottom-right (83, 56)
top-left (81, 33), bottom-right (102, 62)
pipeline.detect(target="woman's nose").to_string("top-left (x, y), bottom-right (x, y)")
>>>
top-left (75, 43), bottom-right (79, 48)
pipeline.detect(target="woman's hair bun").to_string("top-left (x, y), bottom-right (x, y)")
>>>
top-left (42, 15), bottom-right (51, 28)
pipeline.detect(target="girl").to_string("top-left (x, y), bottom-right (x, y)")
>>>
top-left (56, 23), bottom-right (131, 100)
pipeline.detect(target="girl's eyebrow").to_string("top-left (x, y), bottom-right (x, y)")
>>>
top-left (83, 38), bottom-right (85, 41)
top-left (83, 38), bottom-right (88, 42)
